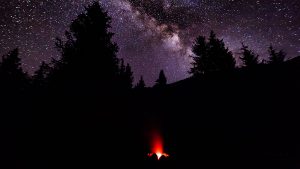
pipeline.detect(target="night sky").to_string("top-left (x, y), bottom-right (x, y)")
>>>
top-left (0, 0), bottom-right (300, 85)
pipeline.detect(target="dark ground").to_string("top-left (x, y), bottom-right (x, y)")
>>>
top-left (1, 60), bottom-right (300, 169)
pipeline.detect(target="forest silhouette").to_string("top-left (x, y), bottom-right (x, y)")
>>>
top-left (1, 2), bottom-right (300, 169)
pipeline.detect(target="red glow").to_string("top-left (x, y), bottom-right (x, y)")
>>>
top-left (147, 130), bottom-right (169, 160)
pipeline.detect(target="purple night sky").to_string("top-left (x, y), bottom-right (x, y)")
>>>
top-left (0, 0), bottom-right (300, 85)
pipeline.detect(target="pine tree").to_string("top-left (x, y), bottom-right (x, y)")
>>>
top-left (207, 31), bottom-right (236, 72)
top-left (50, 2), bottom-right (133, 94)
top-left (125, 63), bottom-right (134, 89)
top-left (118, 59), bottom-right (133, 89)
top-left (155, 70), bottom-right (167, 87)
top-left (119, 59), bottom-right (126, 77)
top-left (190, 31), bottom-right (236, 76)
top-left (240, 43), bottom-right (259, 67)
top-left (1, 49), bottom-right (22, 75)
top-left (33, 61), bottom-right (51, 88)
top-left (135, 76), bottom-right (146, 89)
top-left (0, 48), bottom-right (28, 91)
top-left (190, 36), bottom-right (208, 75)
top-left (268, 45), bottom-right (286, 64)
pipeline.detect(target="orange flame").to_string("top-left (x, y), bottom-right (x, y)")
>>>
top-left (147, 130), bottom-right (169, 160)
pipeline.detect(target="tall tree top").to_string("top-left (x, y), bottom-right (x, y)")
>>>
top-left (268, 45), bottom-right (286, 64)
top-left (240, 43), bottom-right (259, 67)
top-left (1, 48), bottom-right (22, 71)
top-left (0, 48), bottom-right (28, 91)
top-left (53, 1), bottom-right (120, 90)
top-left (190, 31), bottom-right (236, 76)
top-left (136, 76), bottom-right (146, 89)
top-left (155, 70), bottom-right (167, 87)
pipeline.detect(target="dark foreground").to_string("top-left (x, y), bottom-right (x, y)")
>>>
top-left (1, 62), bottom-right (300, 169)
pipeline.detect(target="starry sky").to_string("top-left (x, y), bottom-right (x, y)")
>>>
top-left (0, 0), bottom-right (300, 85)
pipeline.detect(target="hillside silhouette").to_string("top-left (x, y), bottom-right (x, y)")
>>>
top-left (0, 2), bottom-right (300, 169)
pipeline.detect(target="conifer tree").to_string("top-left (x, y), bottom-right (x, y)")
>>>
top-left (0, 48), bottom-right (28, 91)
top-left (155, 70), bottom-right (167, 87)
top-left (33, 61), bottom-right (51, 88)
top-left (190, 31), bottom-right (236, 75)
top-left (240, 43), bottom-right (259, 67)
top-left (268, 45), bottom-right (286, 64)
top-left (50, 2), bottom-right (133, 93)
top-left (124, 63), bottom-right (134, 89)
top-left (136, 76), bottom-right (146, 89)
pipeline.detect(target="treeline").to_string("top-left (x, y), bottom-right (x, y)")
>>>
top-left (190, 31), bottom-right (287, 76)
top-left (0, 2), bottom-right (297, 98)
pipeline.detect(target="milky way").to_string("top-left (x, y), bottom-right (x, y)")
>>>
top-left (0, 0), bottom-right (300, 85)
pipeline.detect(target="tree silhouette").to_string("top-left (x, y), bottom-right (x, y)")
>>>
top-left (240, 43), bottom-right (259, 67)
top-left (268, 45), bottom-right (286, 65)
top-left (208, 31), bottom-right (236, 71)
top-left (119, 59), bottom-right (126, 88)
top-left (119, 59), bottom-right (133, 89)
top-left (119, 59), bottom-right (126, 77)
top-left (190, 31), bottom-right (236, 75)
top-left (154, 70), bottom-right (167, 87)
top-left (135, 76), bottom-right (146, 89)
top-left (119, 59), bottom-right (134, 89)
top-left (0, 48), bottom-right (28, 92)
top-left (33, 61), bottom-right (51, 88)
top-left (48, 2), bottom-right (132, 94)
top-left (190, 36), bottom-right (208, 75)
top-left (125, 63), bottom-right (134, 89)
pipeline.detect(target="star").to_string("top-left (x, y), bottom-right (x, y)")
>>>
top-left (0, 0), bottom-right (299, 85)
